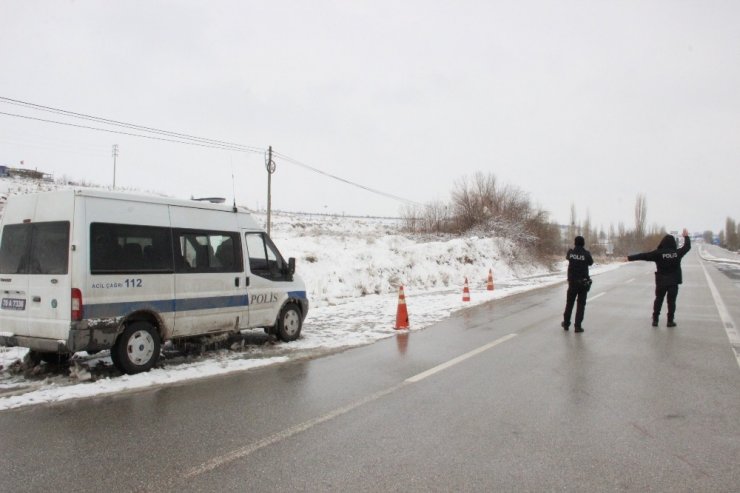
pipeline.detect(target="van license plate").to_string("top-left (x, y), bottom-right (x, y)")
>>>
top-left (1, 298), bottom-right (26, 310)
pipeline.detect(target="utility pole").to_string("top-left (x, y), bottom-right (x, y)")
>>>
top-left (112, 144), bottom-right (119, 189)
top-left (265, 145), bottom-right (276, 236)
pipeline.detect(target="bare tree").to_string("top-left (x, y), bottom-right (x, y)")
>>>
top-left (451, 175), bottom-right (485, 231)
top-left (402, 171), bottom-right (562, 260)
top-left (583, 210), bottom-right (592, 245)
top-left (634, 193), bottom-right (647, 241)
top-left (421, 201), bottom-right (450, 233)
top-left (451, 172), bottom-right (500, 232)
top-left (400, 204), bottom-right (421, 233)
top-left (726, 217), bottom-right (738, 250)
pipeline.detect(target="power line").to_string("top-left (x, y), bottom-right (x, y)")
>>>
top-left (273, 151), bottom-right (420, 205)
top-left (0, 97), bottom-right (422, 206)
top-left (0, 110), bottom-right (261, 153)
top-left (0, 96), bottom-right (263, 153)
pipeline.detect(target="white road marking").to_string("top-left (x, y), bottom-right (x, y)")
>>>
top-left (625, 278), bottom-right (636, 284)
top-left (182, 332), bottom-right (518, 479)
top-left (589, 292), bottom-right (606, 301)
top-left (405, 333), bottom-right (517, 383)
top-left (182, 382), bottom-right (405, 479)
top-left (700, 262), bottom-right (740, 370)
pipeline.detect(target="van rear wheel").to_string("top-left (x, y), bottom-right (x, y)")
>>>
top-left (112, 322), bottom-right (161, 374)
top-left (276, 303), bottom-right (302, 342)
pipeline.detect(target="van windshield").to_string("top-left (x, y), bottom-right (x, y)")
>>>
top-left (0, 222), bottom-right (70, 274)
top-left (245, 232), bottom-right (288, 281)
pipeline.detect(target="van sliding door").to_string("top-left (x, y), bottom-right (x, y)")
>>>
top-left (172, 228), bottom-right (247, 336)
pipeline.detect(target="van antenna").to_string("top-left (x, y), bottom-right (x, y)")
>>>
top-left (231, 162), bottom-right (237, 212)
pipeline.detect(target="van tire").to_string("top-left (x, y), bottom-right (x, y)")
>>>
top-left (276, 303), bottom-right (302, 342)
top-left (109, 346), bottom-right (121, 370)
top-left (112, 322), bottom-right (161, 374)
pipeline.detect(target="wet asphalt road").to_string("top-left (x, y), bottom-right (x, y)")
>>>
top-left (1, 249), bottom-right (739, 492)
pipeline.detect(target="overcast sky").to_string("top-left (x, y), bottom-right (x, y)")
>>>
top-left (1, 0), bottom-right (738, 233)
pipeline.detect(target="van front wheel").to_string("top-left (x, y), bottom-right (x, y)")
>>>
top-left (276, 303), bottom-right (302, 342)
top-left (112, 322), bottom-right (161, 374)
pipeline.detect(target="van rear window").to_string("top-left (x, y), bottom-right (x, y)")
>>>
top-left (91, 223), bottom-right (174, 274)
top-left (0, 222), bottom-right (70, 275)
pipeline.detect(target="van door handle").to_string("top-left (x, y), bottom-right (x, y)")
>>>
top-left (32, 296), bottom-right (41, 302)
top-left (234, 277), bottom-right (240, 287)
top-left (245, 277), bottom-right (250, 287)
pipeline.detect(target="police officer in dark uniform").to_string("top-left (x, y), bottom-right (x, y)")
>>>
top-left (627, 228), bottom-right (691, 327)
top-left (562, 235), bottom-right (594, 333)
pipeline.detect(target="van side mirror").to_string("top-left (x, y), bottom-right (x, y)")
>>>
top-left (281, 257), bottom-right (295, 281)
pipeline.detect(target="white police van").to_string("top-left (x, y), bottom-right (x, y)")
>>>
top-left (0, 189), bottom-right (308, 374)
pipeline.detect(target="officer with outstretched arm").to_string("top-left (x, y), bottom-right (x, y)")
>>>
top-left (627, 228), bottom-right (691, 327)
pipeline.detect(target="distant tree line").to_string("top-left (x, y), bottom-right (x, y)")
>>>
top-left (401, 172), bottom-right (666, 262)
top-left (696, 218), bottom-right (738, 251)
top-left (565, 193), bottom-right (666, 257)
top-left (717, 217), bottom-right (739, 251)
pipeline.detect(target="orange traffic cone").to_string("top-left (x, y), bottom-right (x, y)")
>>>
top-left (487, 269), bottom-right (494, 291)
top-left (462, 277), bottom-right (471, 302)
top-left (394, 285), bottom-right (410, 329)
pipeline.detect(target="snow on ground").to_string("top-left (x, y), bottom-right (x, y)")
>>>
top-left (699, 243), bottom-right (740, 264)
top-left (0, 176), bottom-right (622, 410)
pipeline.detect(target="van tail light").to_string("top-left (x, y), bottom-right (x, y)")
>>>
top-left (71, 288), bottom-right (83, 321)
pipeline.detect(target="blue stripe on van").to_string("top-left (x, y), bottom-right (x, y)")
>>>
top-left (288, 291), bottom-right (307, 299)
top-left (84, 295), bottom-right (249, 319)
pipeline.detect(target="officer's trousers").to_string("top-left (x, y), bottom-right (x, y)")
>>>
top-left (564, 281), bottom-right (589, 328)
top-left (653, 284), bottom-right (679, 322)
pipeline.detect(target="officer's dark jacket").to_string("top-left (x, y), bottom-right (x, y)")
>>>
top-left (566, 246), bottom-right (593, 282)
top-left (627, 235), bottom-right (691, 286)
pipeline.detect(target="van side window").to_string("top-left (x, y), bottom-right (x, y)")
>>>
top-left (245, 232), bottom-right (287, 281)
top-left (91, 223), bottom-right (173, 274)
top-left (173, 229), bottom-right (243, 273)
top-left (0, 222), bottom-right (70, 275)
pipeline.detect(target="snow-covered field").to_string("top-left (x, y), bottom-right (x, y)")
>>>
top-left (0, 175), bottom-right (619, 410)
